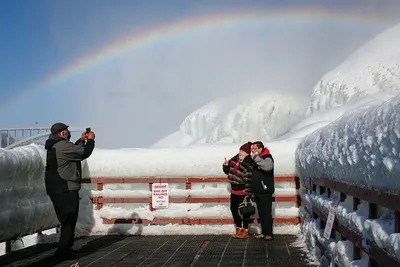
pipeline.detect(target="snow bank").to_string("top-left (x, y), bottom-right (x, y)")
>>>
top-left (308, 22), bottom-right (400, 115)
top-left (0, 145), bottom-right (59, 242)
top-left (296, 94), bottom-right (400, 192)
top-left (84, 139), bottom-right (300, 178)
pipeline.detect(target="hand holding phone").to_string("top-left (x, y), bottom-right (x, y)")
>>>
top-left (223, 157), bottom-right (229, 166)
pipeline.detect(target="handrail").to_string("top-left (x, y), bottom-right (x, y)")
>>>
top-left (302, 177), bottom-right (400, 267)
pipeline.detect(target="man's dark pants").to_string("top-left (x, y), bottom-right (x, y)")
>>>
top-left (50, 190), bottom-right (80, 252)
top-left (254, 193), bottom-right (273, 236)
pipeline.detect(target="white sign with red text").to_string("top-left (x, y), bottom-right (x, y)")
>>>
top-left (152, 183), bottom-right (169, 209)
top-left (323, 191), bottom-right (341, 239)
top-left (323, 207), bottom-right (336, 239)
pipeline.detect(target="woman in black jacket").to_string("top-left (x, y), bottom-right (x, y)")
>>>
top-left (222, 142), bottom-right (253, 239)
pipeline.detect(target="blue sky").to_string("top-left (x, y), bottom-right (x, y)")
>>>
top-left (1, 0), bottom-right (399, 147)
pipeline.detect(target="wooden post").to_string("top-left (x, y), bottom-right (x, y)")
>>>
top-left (97, 183), bottom-right (103, 191)
top-left (368, 202), bottom-right (378, 267)
top-left (295, 176), bottom-right (300, 189)
top-left (353, 197), bottom-right (360, 211)
top-left (395, 211), bottom-right (400, 233)
top-left (320, 186), bottom-right (325, 195)
top-left (353, 197), bottom-right (361, 261)
top-left (149, 183), bottom-right (154, 211)
top-left (97, 183), bottom-right (103, 210)
top-left (368, 258), bottom-right (378, 267)
top-left (5, 240), bottom-right (11, 254)
top-left (368, 203), bottom-right (377, 219)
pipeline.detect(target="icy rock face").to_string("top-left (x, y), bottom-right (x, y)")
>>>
top-left (308, 22), bottom-right (400, 115)
top-left (175, 91), bottom-right (309, 145)
top-left (0, 145), bottom-right (59, 242)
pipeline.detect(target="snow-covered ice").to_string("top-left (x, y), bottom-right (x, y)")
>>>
top-left (296, 94), bottom-right (400, 192)
top-left (307, 22), bottom-right (400, 115)
top-left (152, 91), bottom-right (309, 147)
top-left (0, 145), bottom-right (59, 243)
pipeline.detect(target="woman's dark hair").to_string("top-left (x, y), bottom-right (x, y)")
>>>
top-left (251, 141), bottom-right (264, 150)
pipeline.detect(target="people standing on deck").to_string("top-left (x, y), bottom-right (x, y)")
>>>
top-left (250, 141), bottom-right (275, 241)
top-left (44, 123), bottom-right (96, 260)
top-left (222, 142), bottom-right (254, 239)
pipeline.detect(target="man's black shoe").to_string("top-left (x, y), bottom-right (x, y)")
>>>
top-left (71, 249), bottom-right (79, 257)
top-left (55, 248), bottom-right (79, 260)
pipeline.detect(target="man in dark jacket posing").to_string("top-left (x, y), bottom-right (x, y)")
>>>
top-left (45, 123), bottom-right (95, 259)
top-left (251, 141), bottom-right (274, 240)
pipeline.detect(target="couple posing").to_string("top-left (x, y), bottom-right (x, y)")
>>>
top-left (223, 141), bottom-right (274, 240)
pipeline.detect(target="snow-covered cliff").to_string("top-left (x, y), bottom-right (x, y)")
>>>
top-left (153, 92), bottom-right (309, 147)
top-left (307, 23), bottom-right (400, 115)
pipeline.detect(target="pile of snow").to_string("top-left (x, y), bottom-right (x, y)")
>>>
top-left (0, 145), bottom-right (59, 243)
top-left (308, 23), bottom-right (400, 115)
top-left (152, 91), bottom-right (309, 147)
top-left (296, 94), bottom-right (400, 192)
top-left (84, 139), bottom-right (300, 178)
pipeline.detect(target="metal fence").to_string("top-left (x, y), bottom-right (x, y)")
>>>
top-left (0, 126), bottom-right (87, 149)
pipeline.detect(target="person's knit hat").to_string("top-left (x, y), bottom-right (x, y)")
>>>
top-left (239, 142), bottom-right (252, 154)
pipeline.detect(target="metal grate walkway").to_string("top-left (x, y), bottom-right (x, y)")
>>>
top-left (0, 235), bottom-right (315, 267)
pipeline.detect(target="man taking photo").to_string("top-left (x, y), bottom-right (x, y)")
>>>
top-left (251, 141), bottom-right (274, 241)
top-left (44, 123), bottom-right (95, 260)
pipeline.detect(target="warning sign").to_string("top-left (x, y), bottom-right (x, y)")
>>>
top-left (151, 183), bottom-right (169, 209)
top-left (323, 191), bottom-right (341, 239)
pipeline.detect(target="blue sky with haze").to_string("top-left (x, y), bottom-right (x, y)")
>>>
top-left (1, 0), bottom-right (399, 147)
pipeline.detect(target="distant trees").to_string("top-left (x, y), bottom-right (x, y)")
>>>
top-left (1, 133), bottom-right (16, 148)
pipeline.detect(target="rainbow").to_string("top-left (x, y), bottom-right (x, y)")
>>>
top-left (3, 6), bottom-right (394, 111)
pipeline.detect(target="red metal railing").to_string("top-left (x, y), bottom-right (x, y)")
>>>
top-left (302, 178), bottom-right (400, 267)
top-left (82, 176), bottom-right (300, 225)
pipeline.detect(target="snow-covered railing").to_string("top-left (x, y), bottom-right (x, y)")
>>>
top-left (82, 176), bottom-right (300, 225)
top-left (0, 145), bottom-right (60, 255)
top-left (301, 177), bottom-right (400, 267)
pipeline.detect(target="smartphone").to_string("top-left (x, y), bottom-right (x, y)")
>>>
top-left (86, 127), bottom-right (91, 133)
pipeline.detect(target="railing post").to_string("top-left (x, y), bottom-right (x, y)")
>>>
top-left (149, 183), bottom-right (154, 211)
top-left (186, 182), bottom-right (191, 190)
top-left (353, 197), bottom-right (361, 261)
top-left (368, 202), bottom-right (378, 267)
top-left (395, 211), bottom-right (400, 233)
top-left (97, 182), bottom-right (103, 210)
top-left (320, 186), bottom-right (325, 195)
top-left (5, 240), bottom-right (11, 254)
